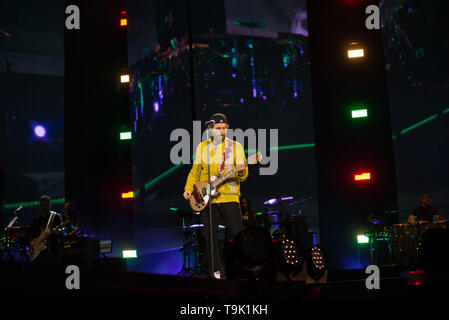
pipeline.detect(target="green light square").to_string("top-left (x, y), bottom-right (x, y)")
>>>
top-left (120, 132), bottom-right (132, 140)
top-left (351, 109), bottom-right (368, 118)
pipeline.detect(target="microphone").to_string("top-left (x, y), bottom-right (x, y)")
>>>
top-left (205, 120), bottom-right (215, 127)
top-left (13, 206), bottom-right (23, 214)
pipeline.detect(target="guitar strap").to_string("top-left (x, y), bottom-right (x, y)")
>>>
top-left (45, 211), bottom-right (56, 232)
top-left (219, 139), bottom-right (234, 176)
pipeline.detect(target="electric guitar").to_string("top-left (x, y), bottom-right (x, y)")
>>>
top-left (28, 217), bottom-right (69, 260)
top-left (189, 152), bottom-right (262, 212)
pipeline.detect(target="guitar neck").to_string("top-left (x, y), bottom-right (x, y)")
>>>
top-left (211, 159), bottom-right (248, 189)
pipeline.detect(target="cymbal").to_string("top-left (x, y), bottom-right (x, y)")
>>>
top-left (233, 20), bottom-right (266, 29)
top-left (264, 195), bottom-right (312, 206)
top-left (264, 196), bottom-right (293, 205)
top-left (288, 196), bottom-right (313, 205)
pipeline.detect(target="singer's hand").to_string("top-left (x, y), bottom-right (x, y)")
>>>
top-left (183, 190), bottom-right (192, 200)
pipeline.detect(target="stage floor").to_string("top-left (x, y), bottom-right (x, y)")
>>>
top-left (0, 261), bottom-right (446, 302)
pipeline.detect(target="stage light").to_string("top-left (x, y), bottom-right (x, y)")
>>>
top-left (120, 18), bottom-right (127, 26)
top-left (354, 172), bottom-right (371, 181)
top-left (121, 74), bottom-right (130, 83)
top-left (120, 131), bottom-right (132, 140)
top-left (409, 270), bottom-right (424, 275)
top-left (274, 233), bottom-right (305, 279)
top-left (306, 245), bottom-right (328, 282)
top-left (351, 109), bottom-right (368, 118)
top-left (357, 234), bottom-right (369, 244)
top-left (122, 250), bottom-right (137, 258)
top-left (347, 42), bottom-right (364, 59)
top-left (33, 125), bottom-right (47, 138)
top-left (224, 226), bottom-right (275, 280)
top-left (348, 48), bottom-right (364, 59)
top-left (121, 191), bottom-right (134, 199)
top-left (153, 101), bottom-right (159, 112)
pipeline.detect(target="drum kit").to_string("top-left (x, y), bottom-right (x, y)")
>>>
top-left (172, 194), bottom-right (313, 277)
top-left (389, 220), bottom-right (449, 266)
top-left (258, 195), bottom-right (312, 238)
top-left (1, 208), bottom-right (31, 262)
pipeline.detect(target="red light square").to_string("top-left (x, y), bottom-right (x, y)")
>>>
top-left (354, 172), bottom-right (371, 181)
top-left (122, 191), bottom-right (134, 199)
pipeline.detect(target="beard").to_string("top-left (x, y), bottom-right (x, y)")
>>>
top-left (213, 133), bottom-right (225, 144)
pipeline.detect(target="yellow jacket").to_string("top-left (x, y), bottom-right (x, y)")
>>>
top-left (184, 137), bottom-right (248, 204)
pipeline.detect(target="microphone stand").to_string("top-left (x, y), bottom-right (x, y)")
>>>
top-left (2, 206), bottom-right (22, 260)
top-left (205, 126), bottom-right (215, 277)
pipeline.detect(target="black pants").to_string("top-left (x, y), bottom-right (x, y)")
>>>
top-left (202, 202), bottom-right (243, 276)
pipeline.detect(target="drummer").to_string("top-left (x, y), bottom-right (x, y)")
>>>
top-left (240, 197), bottom-right (256, 227)
top-left (408, 192), bottom-right (443, 224)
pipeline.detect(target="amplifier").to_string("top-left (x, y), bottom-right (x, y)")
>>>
top-left (61, 236), bottom-right (99, 265)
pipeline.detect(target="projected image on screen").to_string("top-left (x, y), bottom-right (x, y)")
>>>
top-left (225, 0), bottom-right (308, 37)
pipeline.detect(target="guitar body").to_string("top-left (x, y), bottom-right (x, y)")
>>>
top-left (27, 220), bottom-right (69, 260)
top-left (187, 152), bottom-right (262, 213)
top-left (28, 230), bottom-right (50, 260)
top-left (190, 176), bottom-right (219, 212)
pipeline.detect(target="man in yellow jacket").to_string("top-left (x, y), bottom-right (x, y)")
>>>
top-left (183, 113), bottom-right (248, 278)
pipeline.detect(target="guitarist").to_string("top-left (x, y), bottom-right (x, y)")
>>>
top-left (183, 113), bottom-right (248, 279)
top-left (29, 195), bottom-right (62, 264)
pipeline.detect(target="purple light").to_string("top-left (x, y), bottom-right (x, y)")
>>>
top-left (281, 196), bottom-right (293, 201)
top-left (33, 125), bottom-right (46, 138)
top-left (154, 102), bottom-right (159, 112)
top-left (262, 96), bottom-right (267, 100)
top-left (264, 198), bottom-right (277, 205)
top-left (253, 88), bottom-right (257, 98)
top-left (231, 73), bottom-right (236, 78)
top-left (240, 98), bottom-right (244, 103)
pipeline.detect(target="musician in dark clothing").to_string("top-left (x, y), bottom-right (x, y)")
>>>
top-left (155, 9), bottom-right (180, 58)
top-left (408, 192), bottom-right (443, 223)
top-left (29, 195), bottom-right (62, 264)
top-left (62, 200), bottom-right (81, 237)
top-left (240, 196), bottom-right (256, 227)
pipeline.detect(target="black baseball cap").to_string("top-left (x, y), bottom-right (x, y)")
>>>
top-left (209, 113), bottom-right (228, 125)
